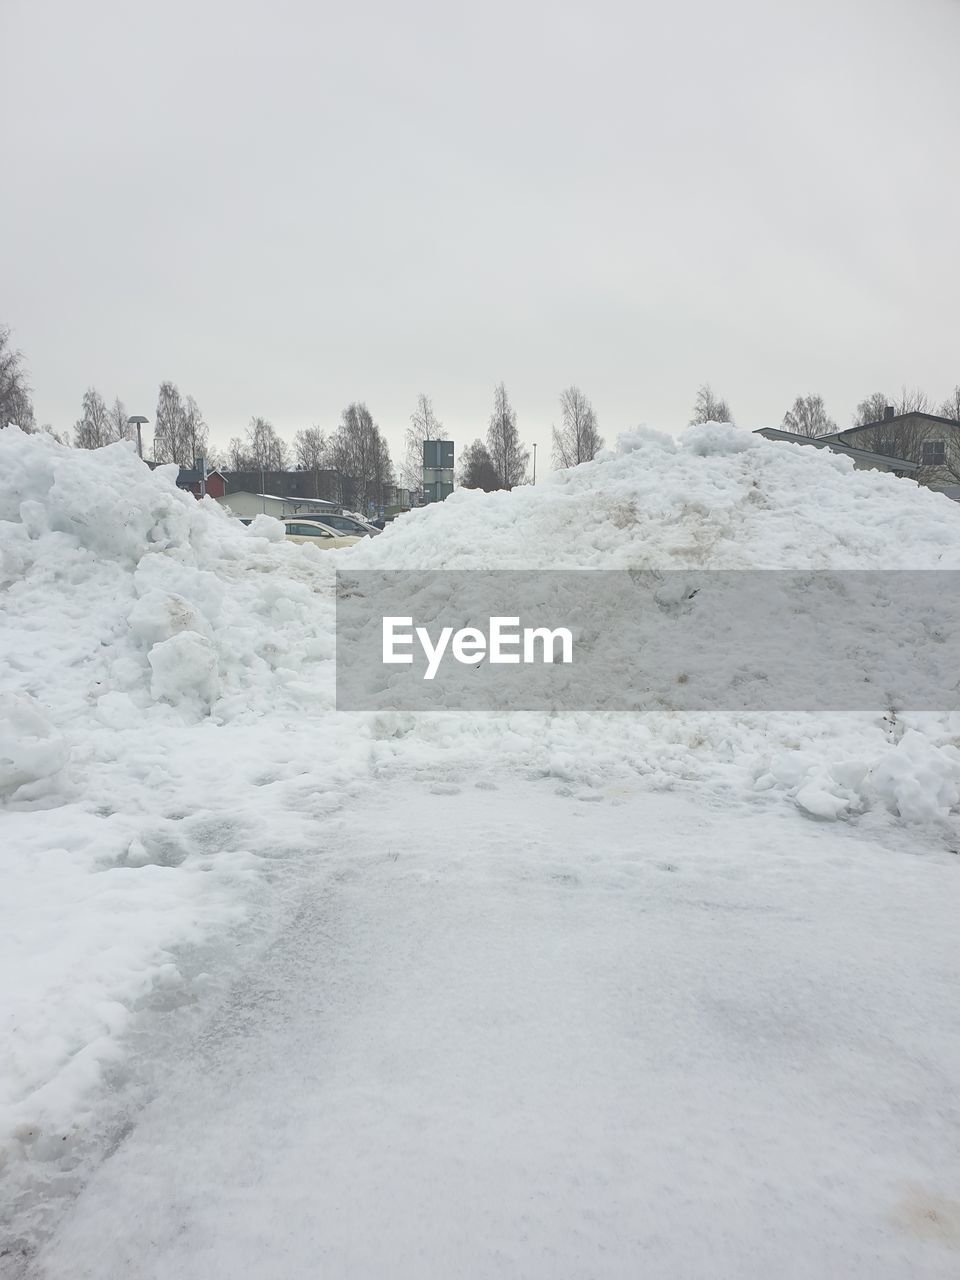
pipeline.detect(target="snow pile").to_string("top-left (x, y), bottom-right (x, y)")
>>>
top-left (0, 430), bottom-right (349, 1231)
top-left (0, 431), bottom-right (340, 737)
top-left (349, 423), bottom-right (960, 571)
top-left (345, 423), bottom-right (960, 826)
top-left (1, 423), bottom-right (959, 1246)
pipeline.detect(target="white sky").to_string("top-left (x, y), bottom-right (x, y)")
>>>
top-left (3, 0), bottom-right (959, 471)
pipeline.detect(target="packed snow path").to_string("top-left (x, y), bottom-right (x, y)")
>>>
top-left (30, 778), bottom-right (960, 1279)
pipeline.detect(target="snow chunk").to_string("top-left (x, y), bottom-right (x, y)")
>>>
top-left (130, 590), bottom-right (214, 649)
top-left (148, 633), bottom-right (220, 706)
top-left (680, 422), bottom-right (758, 456)
top-left (246, 513), bottom-right (285, 541)
top-left (0, 693), bottom-right (69, 798)
top-left (868, 730), bottom-right (960, 823)
top-left (617, 426), bottom-right (678, 455)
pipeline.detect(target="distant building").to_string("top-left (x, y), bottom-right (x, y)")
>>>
top-left (220, 469), bottom-right (339, 503)
top-left (177, 467), bottom-right (227, 499)
top-left (756, 408), bottom-right (960, 500)
top-left (824, 409), bottom-right (960, 496)
top-left (753, 428), bottom-right (919, 480)
top-left (214, 491), bottom-right (338, 521)
top-left (145, 461), bottom-right (227, 499)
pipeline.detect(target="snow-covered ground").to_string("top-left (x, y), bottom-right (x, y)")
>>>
top-left (27, 780), bottom-right (960, 1279)
top-left (2, 425), bottom-right (959, 1275)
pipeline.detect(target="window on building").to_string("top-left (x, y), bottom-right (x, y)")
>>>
top-left (921, 440), bottom-right (946, 466)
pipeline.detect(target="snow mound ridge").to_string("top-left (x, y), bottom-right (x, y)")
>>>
top-left (0, 428), bottom-right (339, 744)
top-left (347, 424), bottom-right (960, 572)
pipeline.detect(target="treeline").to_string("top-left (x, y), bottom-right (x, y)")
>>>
top-left (771, 386), bottom-right (960, 439)
top-left (0, 325), bottom-right (600, 492)
top-left (457, 383), bottom-right (605, 489)
top-left (674, 382), bottom-right (960, 439)
top-left (5, 324), bottom-right (960, 483)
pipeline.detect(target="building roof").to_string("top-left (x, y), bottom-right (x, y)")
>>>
top-left (271, 493), bottom-right (337, 508)
top-left (215, 491), bottom-right (338, 509)
top-left (834, 412), bottom-right (960, 437)
top-left (754, 427), bottom-right (919, 473)
top-left (144, 461), bottom-right (225, 483)
top-left (176, 467), bottom-right (225, 485)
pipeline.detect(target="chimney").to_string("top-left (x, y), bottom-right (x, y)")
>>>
top-left (883, 405), bottom-right (895, 421)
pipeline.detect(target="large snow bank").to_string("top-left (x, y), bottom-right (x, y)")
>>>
top-left (1, 424), bottom-right (959, 1243)
top-left (348, 423), bottom-right (960, 571)
top-left (343, 425), bottom-right (960, 825)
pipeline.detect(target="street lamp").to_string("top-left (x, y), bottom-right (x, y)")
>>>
top-left (127, 415), bottom-right (148, 459)
top-left (532, 441), bottom-right (537, 485)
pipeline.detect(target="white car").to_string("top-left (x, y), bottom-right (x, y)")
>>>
top-left (282, 519), bottom-right (362, 549)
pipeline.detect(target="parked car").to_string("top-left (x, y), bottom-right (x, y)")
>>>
top-left (281, 520), bottom-right (362, 549)
top-left (309, 513), bottom-right (381, 537)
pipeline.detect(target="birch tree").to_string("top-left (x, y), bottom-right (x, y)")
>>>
top-left (690, 383), bottom-right (734, 425)
top-left (551, 386), bottom-right (603, 467)
top-left (0, 325), bottom-right (35, 430)
top-left (781, 394), bottom-right (836, 438)
top-left (402, 393), bottom-right (443, 490)
top-left (486, 382), bottom-right (528, 489)
top-left (73, 389), bottom-right (112, 449)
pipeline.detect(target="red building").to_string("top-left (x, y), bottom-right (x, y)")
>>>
top-left (175, 467), bottom-right (227, 499)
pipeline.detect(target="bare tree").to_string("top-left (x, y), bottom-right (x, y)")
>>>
top-left (246, 416), bottom-right (289, 471)
top-left (855, 384), bottom-right (931, 430)
top-left (486, 382), bottom-right (528, 489)
top-left (458, 439), bottom-right (502, 491)
top-left (369, 425), bottom-right (394, 512)
top-left (690, 383), bottom-right (734, 425)
top-left (940, 387), bottom-right (960, 422)
top-left (226, 436), bottom-right (253, 470)
top-left (327, 427), bottom-right (354, 507)
top-left (781, 394), bottom-right (836, 438)
top-left (0, 325), bottom-right (36, 430)
top-left (854, 387), bottom-right (931, 427)
top-left (893, 386), bottom-right (929, 415)
top-left (853, 392), bottom-right (889, 426)
top-left (153, 382), bottom-right (186, 463)
top-left (153, 384), bottom-right (209, 464)
top-left (293, 426), bottom-right (327, 471)
top-left (402, 393), bottom-right (443, 490)
top-left (107, 397), bottom-right (129, 444)
top-left (182, 395), bottom-right (209, 465)
top-left (329, 403), bottom-right (394, 511)
top-left (551, 386), bottom-right (603, 468)
top-left (73, 389), bottom-right (112, 449)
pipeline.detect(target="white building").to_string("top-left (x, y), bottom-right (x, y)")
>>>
top-left (215, 491), bottom-right (339, 521)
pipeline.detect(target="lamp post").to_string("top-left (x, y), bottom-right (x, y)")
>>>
top-left (532, 441), bottom-right (537, 485)
top-left (127, 415), bottom-right (148, 459)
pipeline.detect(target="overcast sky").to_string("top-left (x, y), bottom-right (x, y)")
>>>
top-left (3, 0), bottom-right (959, 469)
